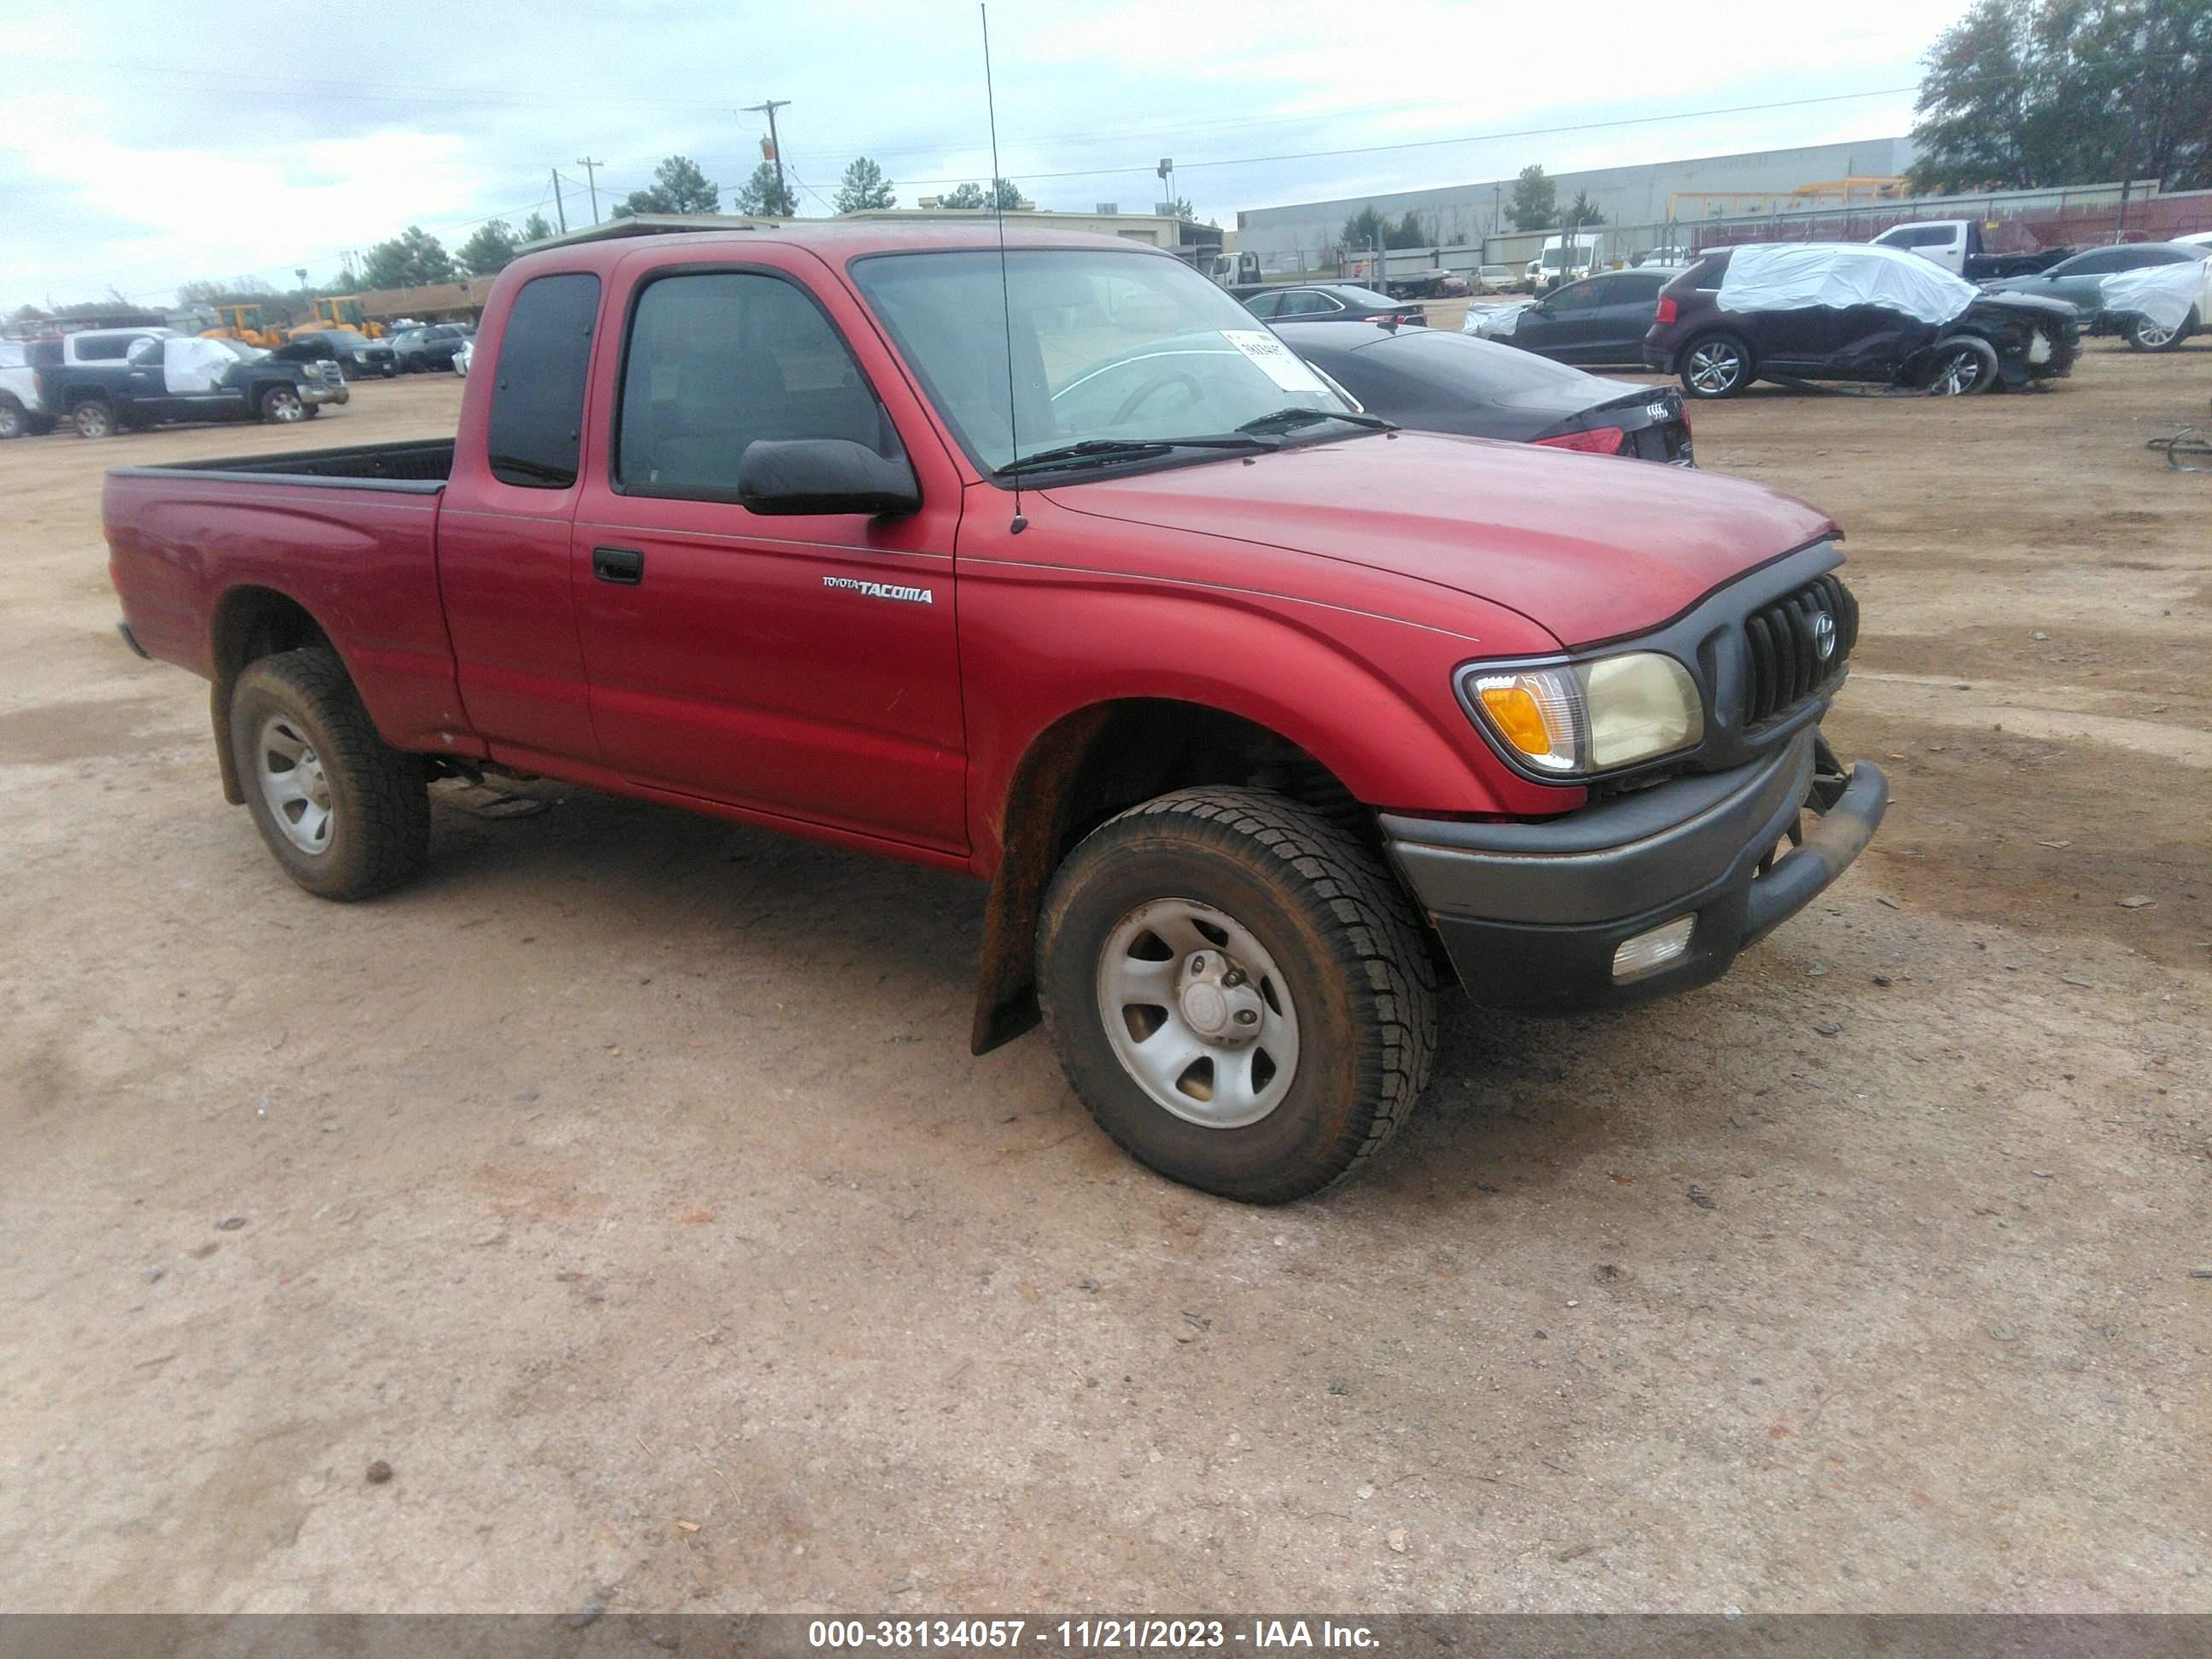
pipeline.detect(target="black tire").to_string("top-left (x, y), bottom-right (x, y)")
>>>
top-left (2125, 308), bottom-right (2196, 352)
top-left (1678, 330), bottom-right (1755, 399)
top-left (0, 395), bottom-right (26, 440)
top-left (1924, 335), bottom-right (1999, 395)
top-left (228, 647), bottom-right (428, 900)
top-left (72, 397), bottom-right (115, 439)
top-left (1037, 789), bottom-right (1439, 1204)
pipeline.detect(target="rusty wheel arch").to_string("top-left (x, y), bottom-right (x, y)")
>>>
top-left (969, 699), bottom-right (1371, 1055)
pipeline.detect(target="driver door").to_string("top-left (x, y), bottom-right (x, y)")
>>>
top-left (1520, 276), bottom-right (1606, 360)
top-left (570, 259), bottom-right (969, 853)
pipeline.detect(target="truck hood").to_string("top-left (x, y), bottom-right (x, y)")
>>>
top-left (1043, 430), bottom-right (1835, 647)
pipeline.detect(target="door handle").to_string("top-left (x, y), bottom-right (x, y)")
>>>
top-left (592, 546), bottom-right (644, 585)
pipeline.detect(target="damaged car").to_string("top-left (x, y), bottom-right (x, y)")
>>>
top-left (1644, 242), bottom-right (2079, 400)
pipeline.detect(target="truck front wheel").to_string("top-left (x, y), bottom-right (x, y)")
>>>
top-left (1037, 789), bottom-right (1438, 1203)
top-left (228, 647), bottom-right (428, 900)
top-left (0, 395), bottom-right (26, 439)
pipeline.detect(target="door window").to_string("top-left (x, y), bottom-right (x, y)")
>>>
top-left (614, 271), bottom-right (891, 502)
top-left (1243, 291), bottom-right (1283, 318)
top-left (485, 271), bottom-right (601, 489)
top-left (1545, 279), bottom-right (1604, 313)
top-left (1274, 291), bottom-right (1335, 316)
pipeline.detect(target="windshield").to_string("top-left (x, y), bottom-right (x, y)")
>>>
top-left (852, 247), bottom-right (1358, 474)
top-left (323, 329), bottom-right (373, 349)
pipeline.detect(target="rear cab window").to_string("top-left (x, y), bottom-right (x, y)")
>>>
top-left (486, 271), bottom-right (601, 488)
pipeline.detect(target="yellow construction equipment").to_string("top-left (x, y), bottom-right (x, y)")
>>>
top-left (199, 303), bottom-right (288, 349)
top-left (292, 296), bottom-right (385, 339)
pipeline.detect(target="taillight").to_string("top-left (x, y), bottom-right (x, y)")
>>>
top-left (1532, 426), bottom-right (1627, 455)
top-left (1654, 295), bottom-right (1678, 325)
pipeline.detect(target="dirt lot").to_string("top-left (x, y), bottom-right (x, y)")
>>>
top-left (2, 350), bottom-right (2207, 1615)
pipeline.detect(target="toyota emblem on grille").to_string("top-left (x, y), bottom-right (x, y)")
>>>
top-left (1812, 611), bottom-right (1837, 661)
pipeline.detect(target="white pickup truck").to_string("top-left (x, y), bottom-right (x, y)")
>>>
top-left (0, 338), bottom-right (57, 439)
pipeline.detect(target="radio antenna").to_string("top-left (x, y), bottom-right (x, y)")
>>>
top-left (981, 3), bottom-right (1026, 533)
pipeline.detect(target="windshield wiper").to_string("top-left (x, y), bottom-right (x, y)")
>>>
top-left (994, 434), bottom-right (1279, 478)
top-left (1236, 406), bottom-right (1399, 436)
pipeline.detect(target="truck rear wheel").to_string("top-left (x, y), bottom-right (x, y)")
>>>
top-left (72, 398), bottom-right (115, 439)
top-left (1037, 789), bottom-right (1438, 1203)
top-left (0, 395), bottom-right (26, 439)
top-left (229, 647), bottom-right (428, 900)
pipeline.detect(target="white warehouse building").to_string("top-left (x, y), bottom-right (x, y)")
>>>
top-left (1233, 137), bottom-right (1920, 269)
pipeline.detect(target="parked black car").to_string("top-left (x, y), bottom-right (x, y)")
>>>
top-left (388, 323), bottom-right (474, 372)
top-left (1286, 323), bottom-right (1692, 463)
top-left (1234, 283), bottom-right (1428, 326)
top-left (1644, 245), bottom-right (2079, 399)
top-left (276, 329), bottom-right (398, 379)
top-left (1464, 269), bottom-right (1671, 365)
top-left (40, 335), bottom-right (343, 438)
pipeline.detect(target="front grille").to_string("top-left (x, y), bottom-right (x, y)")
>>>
top-left (1742, 573), bottom-right (1857, 727)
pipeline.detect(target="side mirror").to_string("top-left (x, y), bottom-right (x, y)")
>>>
top-left (736, 438), bottom-right (921, 517)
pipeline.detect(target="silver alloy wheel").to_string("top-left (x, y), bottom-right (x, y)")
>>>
top-left (265, 387), bottom-right (306, 422)
top-left (74, 401), bottom-right (112, 438)
top-left (1096, 897), bottom-right (1301, 1129)
top-left (1685, 341), bottom-right (1743, 393)
top-left (1929, 348), bottom-right (1984, 395)
top-left (0, 401), bottom-right (21, 439)
top-left (255, 714), bottom-right (335, 854)
top-left (2133, 319), bottom-right (2179, 349)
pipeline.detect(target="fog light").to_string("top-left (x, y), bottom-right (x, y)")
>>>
top-left (1613, 915), bottom-right (1695, 980)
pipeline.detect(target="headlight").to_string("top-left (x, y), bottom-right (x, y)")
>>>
top-left (1464, 652), bottom-right (1703, 777)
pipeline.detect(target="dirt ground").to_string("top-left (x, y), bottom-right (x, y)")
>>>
top-left (2, 347), bottom-right (2207, 1615)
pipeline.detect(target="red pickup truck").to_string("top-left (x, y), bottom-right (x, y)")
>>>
top-left (107, 224), bottom-right (1886, 1203)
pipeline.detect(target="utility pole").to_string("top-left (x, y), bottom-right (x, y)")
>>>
top-left (575, 157), bottom-right (605, 225)
top-left (742, 101), bottom-right (791, 213)
top-left (551, 168), bottom-right (568, 234)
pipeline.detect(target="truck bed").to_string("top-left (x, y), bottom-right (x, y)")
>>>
top-left (110, 437), bottom-right (455, 492)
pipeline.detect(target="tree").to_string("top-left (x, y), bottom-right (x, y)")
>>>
top-left (1387, 211), bottom-right (1428, 249)
top-left (1162, 195), bottom-right (1196, 220)
top-left (360, 227), bottom-right (456, 289)
top-left (1340, 205), bottom-right (1388, 252)
top-left (614, 154), bottom-right (721, 218)
top-left (1909, 0), bottom-right (2212, 193)
top-left (834, 156), bottom-right (896, 212)
top-left (520, 212), bottom-right (556, 243)
top-left (1563, 190), bottom-right (1606, 228)
top-left (938, 178), bottom-right (1022, 210)
top-left (1507, 164), bottom-right (1557, 231)
top-left (177, 276), bottom-right (276, 305)
top-left (731, 160), bottom-right (797, 216)
top-left (456, 220), bottom-right (521, 276)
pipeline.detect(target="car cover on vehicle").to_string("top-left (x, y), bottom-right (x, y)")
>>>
top-left (0, 340), bottom-right (26, 370)
top-left (2100, 262), bottom-right (2204, 331)
top-left (1717, 242), bottom-right (1978, 326)
top-left (163, 336), bottom-right (237, 394)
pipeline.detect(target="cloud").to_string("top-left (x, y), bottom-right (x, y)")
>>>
top-left (3, 0), bottom-right (1970, 311)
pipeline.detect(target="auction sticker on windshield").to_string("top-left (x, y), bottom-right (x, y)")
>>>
top-left (1221, 329), bottom-right (1330, 394)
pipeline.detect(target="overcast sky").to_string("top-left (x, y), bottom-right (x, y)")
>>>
top-left (2, 0), bottom-right (1972, 312)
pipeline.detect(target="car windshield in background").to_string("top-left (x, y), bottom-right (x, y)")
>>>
top-left (853, 248), bottom-right (1361, 474)
top-left (323, 330), bottom-right (374, 350)
top-left (208, 338), bottom-right (265, 360)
